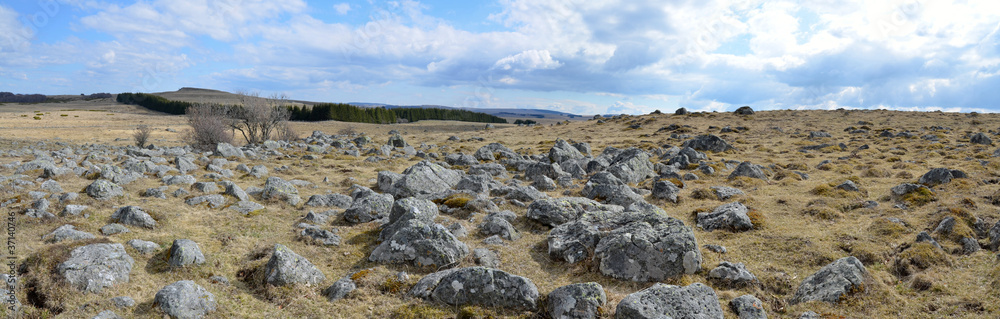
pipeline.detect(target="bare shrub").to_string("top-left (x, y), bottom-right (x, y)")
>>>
top-left (337, 125), bottom-right (357, 136)
top-left (276, 123), bottom-right (298, 141)
top-left (229, 91), bottom-right (291, 144)
top-left (133, 125), bottom-right (152, 148)
top-left (186, 103), bottom-right (233, 150)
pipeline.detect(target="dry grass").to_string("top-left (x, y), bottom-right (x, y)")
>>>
top-left (2, 106), bottom-right (1000, 318)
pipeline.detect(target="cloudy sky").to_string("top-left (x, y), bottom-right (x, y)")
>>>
top-left (1, 0), bottom-right (998, 114)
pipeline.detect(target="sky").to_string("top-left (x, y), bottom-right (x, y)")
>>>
top-left (1, 0), bottom-right (999, 115)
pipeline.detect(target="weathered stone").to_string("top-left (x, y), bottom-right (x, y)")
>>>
top-left (708, 261), bottom-right (758, 287)
top-left (527, 197), bottom-right (623, 227)
top-left (263, 244), bottom-right (326, 286)
top-left (682, 134), bottom-right (734, 153)
top-left (547, 282), bottom-right (606, 319)
top-left (323, 277), bottom-right (356, 301)
top-left (110, 206), bottom-right (157, 229)
top-left (154, 280), bottom-right (217, 319)
top-left (728, 161), bottom-right (768, 181)
top-left (697, 202), bottom-right (754, 232)
top-left (730, 294), bottom-right (768, 319)
top-left (167, 239), bottom-right (205, 267)
top-left (43, 224), bottom-right (96, 243)
top-left (410, 267), bottom-right (539, 310)
top-left (305, 193), bottom-right (352, 208)
top-left (615, 283), bottom-right (723, 319)
top-left (58, 243), bottom-right (134, 293)
top-left (85, 179), bottom-right (124, 200)
top-left (790, 256), bottom-right (868, 305)
top-left (651, 180), bottom-right (680, 203)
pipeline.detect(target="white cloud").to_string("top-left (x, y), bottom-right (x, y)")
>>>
top-left (492, 50), bottom-right (562, 71)
top-left (0, 5), bottom-right (32, 53)
top-left (334, 3), bottom-right (351, 15)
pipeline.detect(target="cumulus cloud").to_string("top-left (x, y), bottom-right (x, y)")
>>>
top-left (0, 5), bottom-right (31, 53)
top-left (492, 50), bottom-right (562, 71)
top-left (334, 3), bottom-right (351, 15)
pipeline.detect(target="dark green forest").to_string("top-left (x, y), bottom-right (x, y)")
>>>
top-left (116, 93), bottom-right (192, 114)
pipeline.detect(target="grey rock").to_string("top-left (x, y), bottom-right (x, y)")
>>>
top-left (379, 198), bottom-right (438, 241)
top-left (734, 105), bottom-right (755, 115)
top-left (370, 218), bottom-right (468, 268)
top-left (890, 183), bottom-right (932, 197)
top-left (455, 174), bottom-right (504, 194)
top-left (185, 195), bottom-right (227, 208)
top-left (594, 213), bottom-right (701, 282)
top-left (836, 180), bottom-right (860, 192)
top-left (229, 201), bottom-right (264, 215)
top-left (218, 181), bottom-right (249, 202)
top-left (167, 239), bottom-right (205, 267)
top-left (410, 267), bottom-right (539, 310)
top-left (209, 276), bottom-right (229, 285)
top-left (527, 197), bottom-right (621, 227)
top-left (323, 277), bottom-right (356, 301)
top-left (532, 175), bottom-right (558, 191)
top-left (989, 220), bottom-right (1000, 251)
top-left (468, 163), bottom-right (508, 178)
top-left (382, 160), bottom-right (463, 197)
top-left (705, 244), bottom-right (727, 253)
top-left (809, 131), bottom-right (832, 138)
top-left (475, 143), bottom-right (520, 161)
top-left (790, 256), bottom-right (868, 305)
top-left (472, 248), bottom-right (500, 268)
top-left (971, 132), bottom-right (992, 145)
top-left (448, 222), bottom-right (468, 238)
top-left (100, 223), bottom-right (130, 236)
top-left (918, 168), bottom-right (966, 186)
top-left (387, 134), bottom-right (408, 148)
top-left (445, 152), bottom-right (479, 166)
top-left (915, 231), bottom-right (943, 250)
top-left (730, 294), bottom-right (768, 319)
top-left (154, 280), bottom-right (217, 319)
top-left (215, 142), bottom-right (245, 158)
top-left (697, 202), bottom-right (754, 232)
top-left (162, 174), bottom-right (196, 186)
top-left (58, 243), bottom-right (134, 293)
top-left (264, 244), bottom-right (326, 286)
top-left (344, 190), bottom-right (394, 224)
top-left (547, 282), bottom-right (606, 319)
top-left (799, 311), bottom-right (821, 319)
top-left (175, 156), bottom-right (198, 174)
top-left (43, 224), bottom-right (96, 243)
top-left (711, 186), bottom-right (744, 201)
top-left (708, 261), bottom-right (758, 287)
top-left (503, 185), bottom-right (549, 202)
top-left (960, 237), bottom-right (980, 255)
top-left (607, 148), bottom-right (655, 183)
top-left (127, 239), bottom-right (160, 254)
top-left (549, 138), bottom-right (586, 164)
top-left (651, 180), bottom-right (680, 203)
top-left (91, 310), bottom-right (121, 319)
top-left (111, 296), bottom-right (136, 308)
top-left (615, 283), bottom-right (723, 319)
top-left (191, 182), bottom-right (218, 193)
top-left (479, 213), bottom-right (519, 240)
top-left (299, 226), bottom-right (341, 246)
top-left (682, 134), bottom-right (734, 153)
top-left (110, 206), bottom-right (157, 229)
top-left (143, 187), bottom-right (167, 199)
top-left (305, 193), bottom-right (352, 208)
top-left (40, 179), bottom-right (62, 193)
top-left (85, 179), bottom-right (124, 200)
top-left (249, 165), bottom-right (269, 178)
top-left (729, 161), bottom-right (768, 181)
top-left (581, 172), bottom-right (643, 207)
top-left (260, 176), bottom-right (300, 204)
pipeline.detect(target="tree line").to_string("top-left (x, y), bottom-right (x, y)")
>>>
top-left (117, 92), bottom-right (192, 114)
top-left (0, 92), bottom-right (46, 103)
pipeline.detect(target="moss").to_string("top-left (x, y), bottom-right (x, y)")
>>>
top-left (350, 269), bottom-right (373, 281)
top-left (381, 276), bottom-right (407, 294)
top-left (747, 208), bottom-right (766, 228)
top-left (440, 193), bottom-right (473, 208)
top-left (803, 207), bottom-right (842, 220)
top-left (868, 218), bottom-right (907, 238)
top-left (901, 187), bottom-right (935, 207)
top-left (894, 242), bottom-right (951, 277)
top-left (690, 188), bottom-right (714, 200)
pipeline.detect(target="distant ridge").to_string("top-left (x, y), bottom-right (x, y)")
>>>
top-left (149, 87), bottom-right (587, 122)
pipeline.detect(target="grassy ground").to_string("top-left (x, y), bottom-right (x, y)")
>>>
top-left (2, 106), bottom-right (1000, 318)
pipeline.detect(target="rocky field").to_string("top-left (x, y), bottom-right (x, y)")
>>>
top-left (2, 108), bottom-right (1000, 318)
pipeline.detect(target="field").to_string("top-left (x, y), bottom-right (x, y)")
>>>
top-left (2, 98), bottom-right (999, 318)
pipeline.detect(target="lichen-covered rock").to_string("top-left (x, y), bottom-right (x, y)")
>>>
top-left (582, 172), bottom-right (643, 207)
top-left (299, 226), bottom-right (341, 246)
top-left (184, 194), bottom-right (227, 208)
top-left (323, 277), bottom-right (356, 301)
top-left (651, 180), bottom-right (680, 203)
top-left (110, 206), bottom-right (157, 229)
top-left (918, 168), bottom-right (966, 186)
top-left (409, 267), bottom-right (539, 310)
top-left (728, 161), bottom-right (768, 181)
top-left (58, 243), bottom-right (134, 293)
top-left (682, 134), bottom-right (734, 153)
top-left (167, 239), bottom-right (205, 267)
top-left (43, 224), bottom-right (95, 243)
top-left (85, 179), bottom-right (124, 200)
top-left (607, 148), bottom-right (655, 184)
top-left (615, 283), bottom-right (723, 319)
top-left (549, 138), bottom-right (586, 164)
top-left (343, 189), bottom-right (394, 224)
top-left (215, 142), bottom-right (244, 158)
top-left (479, 213), bottom-right (519, 241)
top-left (547, 282), bottom-right (606, 319)
top-left (162, 174), bottom-right (197, 186)
top-left (526, 197), bottom-right (622, 227)
top-left (260, 176), bottom-right (300, 204)
top-left (971, 132), bottom-right (992, 145)
top-left (304, 193), bottom-right (352, 208)
top-left (263, 244), bottom-right (326, 286)
top-left (382, 160), bottom-right (463, 197)
top-left (697, 202), bottom-right (754, 232)
top-left (730, 294), bottom-right (768, 319)
top-left (594, 213), bottom-right (702, 282)
top-left (708, 261), bottom-right (758, 287)
top-left (790, 256), bottom-right (868, 305)
top-left (127, 239), bottom-right (160, 254)
top-left (711, 186), bottom-right (744, 201)
top-left (154, 280), bottom-right (217, 318)
top-left (369, 218), bottom-right (468, 269)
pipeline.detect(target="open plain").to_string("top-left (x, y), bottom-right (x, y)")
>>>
top-left (2, 98), bottom-right (1000, 318)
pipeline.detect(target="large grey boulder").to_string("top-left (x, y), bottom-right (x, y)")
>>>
top-left (445, 153), bottom-right (479, 166)
top-left (479, 213), bottom-right (519, 240)
top-left (110, 206), bottom-right (157, 229)
top-left (260, 177), bottom-right (300, 204)
top-left (582, 172), bottom-right (644, 207)
top-left (527, 197), bottom-right (623, 227)
top-left (607, 148), bottom-right (655, 184)
top-left (682, 134), bottom-right (734, 153)
top-left (323, 277), bottom-right (356, 301)
top-left (58, 243), bottom-right (134, 293)
top-left (175, 156), bottom-right (198, 174)
top-left (475, 143), bottom-right (520, 161)
top-left (43, 224), bottom-right (96, 243)
top-left (455, 174), bottom-right (504, 194)
top-left (651, 180), bottom-right (680, 203)
top-left (615, 283), bottom-right (723, 319)
top-left (525, 162), bottom-right (570, 180)
top-left (167, 239), bottom-right (205, 267)
top-left (215, 143), bottom-right (244, 158)
top-left (730, 294), bottom-right (768, 319)
top-left (790, 256), bottom-right (868, 305)
top-left (708, 261), bottom-right (758, 287)
top-left (595, 213), bottom-right (702, 282)
top-left (154, 280), bottom-right (217, 319)
top-left (85, 179), bottom-right (124, 200)
top-left (711, 186), bottom-right (744, 201)
top-left (387, 134), bottom-right (408, 148)
top-left (971, 132), bottom-right (992, 145)
top-left (382, 160), bottom-right (463, 197)
top-left (728, 162), bottom-right (768, 181)
top-left (305, 193), bottom-right (352, 208)
top-left (218, 181), bottom-right (249, 201)
top-left (263, 244), bottom-right (326, 286)
top-left (61, 204), bottom-right (89, 216)
top-left (343, 188), bottom-right (394, 224)
top-left (299, 226), bottom-right (341, 246)
top-left (547, 282), bottom-right (606, 319)
top-left (918, 168), bottom-right (966, 186)
top-left (697, 202), bottom-right (754, 232)
top-left (370, 218), bottom-right (468, 269)
top-left (162, 175), bottom-right (197, 186)
top-left (379, 198), bottom-right (438, 241)
top-left (184, 195), bottom-right (226, 208)
top-left (409, 267), bottom-right (539, 310)
top-left (734, 105), bottom-right (755, 115)
top-left (549, 138), bottom-right (586, 164)
top-left (127, 239), bottom-right (160, 254)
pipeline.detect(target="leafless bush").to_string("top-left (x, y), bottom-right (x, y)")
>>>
top-left (133, 125), bottom-right (152, 148)
top-left (186, 103), bottom-right (233, 150)
top-left (229, 91), bottom-right (291, 144)
top-left (337, 125), bottom-right (357, 136)
top-left (276, 123), bottom-right (298, 141)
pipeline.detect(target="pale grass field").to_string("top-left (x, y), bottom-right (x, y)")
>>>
top-left (2, 101), bottom-right (1000, 318)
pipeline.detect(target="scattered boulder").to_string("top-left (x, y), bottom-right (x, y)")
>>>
top-left (526, 197), bottom-right (622, 227)
top-left (479, 213), bottom-right (519, 240)
top-left (711, 186), bottom-right (744, 201)
top-left (472, 248), bottom-right (500, 268)
top-left (299, 226), bottom-right (341, 246)
top-left (99, 223), bottom-right (129, 236)
top-left (409, 267), bottom-right (539, 310)
top-left (708, 261), bottom-right (758, 287)
top-left (167, 239), bottom-right (206, 267)
top-left (594, 213), bottom-right (701, 282)
top-left (127, 239), bottom-right (160, 255)
top-left (85, 179), bottom-right (124, 200)
top-left (607, 148), bottom-right (655, 183)
top-left (343, 188), bottom-right (394, 224)
top-left (734, 105), bottom-right (755, 115)
top-left (971, 132), bottom-right (992, 145)
top-left (58, 243), bottom-right (135, 293)
top-left (263, 244), bottom-right (326, 286)
top-left (790, 256), bottom-right (868, 305)
top-left (305, 193), bottom-right (352, 208)
top-left (323, 277), bottom-right (356, 301)
top-left (260, 176), bottom-right (300, 204)
top-left (651, 180), bottom-right (680, 203)
top-left (549, 139), bottom-right (586, 164)
top-left (381, 161), bottom-right (463, 197)
top-left (110, 206), bottom-right (157, 229)
top-left (61, 204), bottom-right (89, 216)
top-left (683, 134), bottom-right (734, 153)
top-left (918, 168), bottom-right (966, 186)
top-left (42, 224), bottom-right (96, 243)
top-left (697, 202), bottom-right (754, 232)
top-left (728, 162), bottom-right (768, 181)
top-left (370, 217), bottom-right (468, 268)
top-left (154, 280), bottom-right (217, 319)
top-left (809, 131), bottom-right (832, 138)
top-left (215, 143), bottom-right (245, 158)
top-left (387, 134), bottom-right (408, 148)
top-left (184, 194), bottom-right (227, 208)
top-left (675, 107), bottom-right (688, 115)
top-left (546, 282), bottom-right (606, 319)
top-left (615, 283), bottom-right (723, 319)
top-left (730, 294), bottom-right (768, 319)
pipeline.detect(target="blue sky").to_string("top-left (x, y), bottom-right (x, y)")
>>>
top-left (1, 0), bottom-right (999, 114)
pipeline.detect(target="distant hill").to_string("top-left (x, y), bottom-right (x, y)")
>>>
top-left (148, 88), bottom-right (587, 122)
